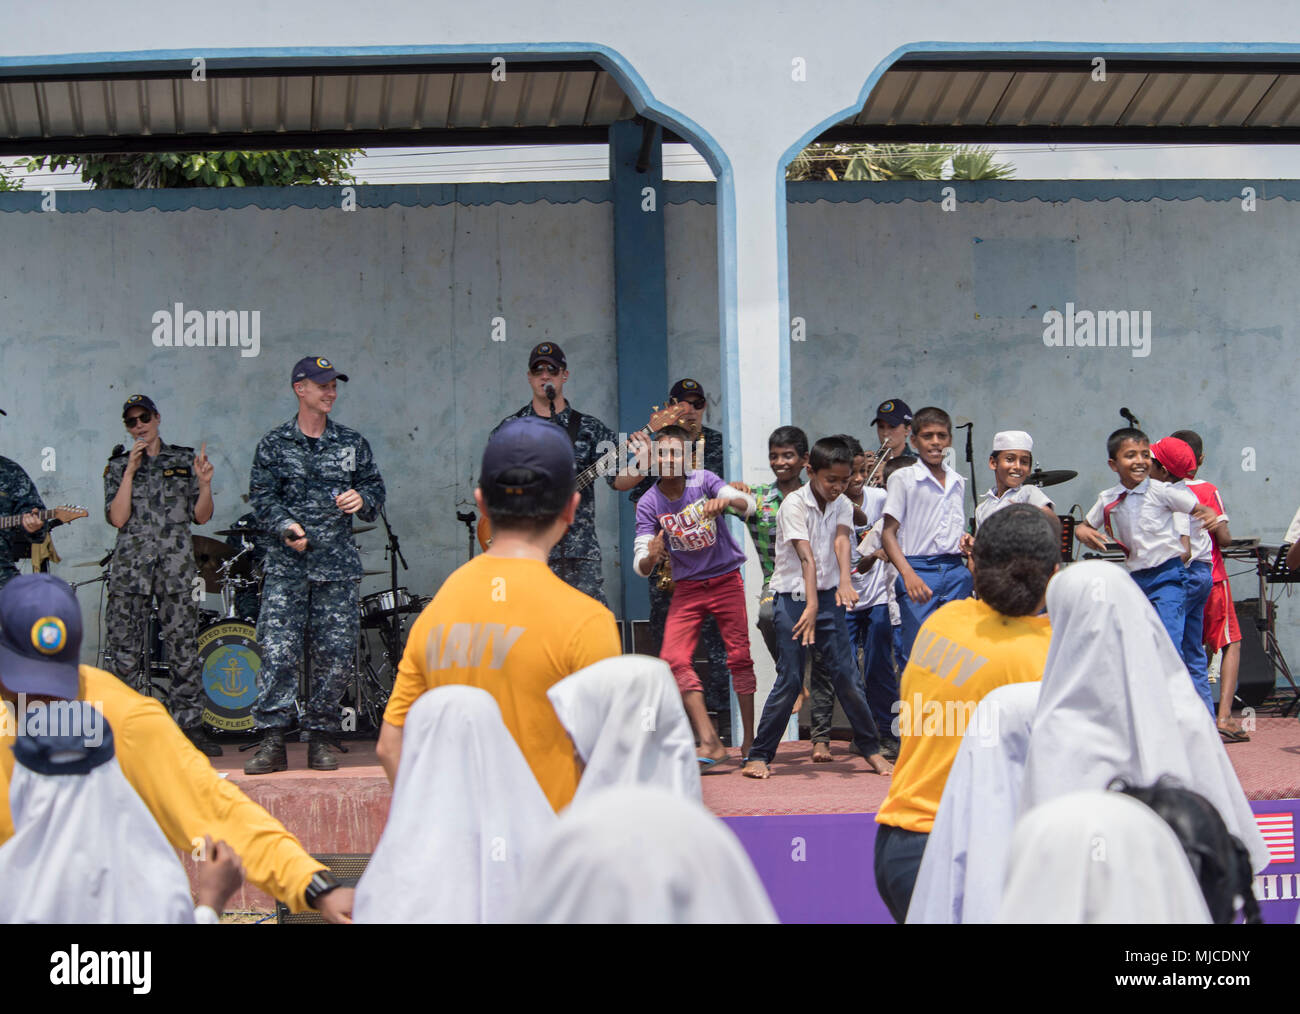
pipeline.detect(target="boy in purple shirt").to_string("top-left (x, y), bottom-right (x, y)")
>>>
top-left (635, 425), bottom-right (758, 765)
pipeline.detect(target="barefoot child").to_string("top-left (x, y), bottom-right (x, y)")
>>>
top-left (742, 437), bottom-right (892, 780)
top-left (635, 425), bottom-right (758, 765)
top-left (1171, 430), bottom-right (1248, 741)
top-left (1074, 428), bottom-right (1222, 670)
top-left (974, 430), bottom-right (1056, 530)
top-left (881, 407), bottom-right (974, 666)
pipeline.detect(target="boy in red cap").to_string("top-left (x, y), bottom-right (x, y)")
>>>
top-left (1169, 430), bottom-right (1248, 741)
top-left (1150, 435), bottom-right (1220, 717)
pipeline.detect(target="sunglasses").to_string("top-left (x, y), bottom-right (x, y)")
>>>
top-left (530, 364), bottom-right (561, 377)
top-left (124, 411), bottom-right (154, 426)
top-left (678, 398), bottom-right (706, 410)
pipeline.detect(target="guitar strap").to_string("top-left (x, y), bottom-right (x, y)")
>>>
top-left (563, 409), bottom-right (583, 447)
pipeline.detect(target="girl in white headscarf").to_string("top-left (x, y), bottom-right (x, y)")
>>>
top-left (997, 790), bottom-right (1212, 923)
top-left (547, 655), bottom-right (701, 803)
top-left (906, 681), bottom-right (1040, 924)
top-left (354, 685), bottom-right (556, 923)
top-left (512, 786), bottom-right (778, 924)
top-left (0, 708), bottom-right (239, 923)
top-left (1020, 561), bottom-right (1269, 873)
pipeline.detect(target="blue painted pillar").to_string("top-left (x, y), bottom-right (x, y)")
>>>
top-left (610, 119), bottom-right (668, 624)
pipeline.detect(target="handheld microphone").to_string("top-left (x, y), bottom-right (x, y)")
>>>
top-left (1120, 407), bottom-right (1140, 428)
top-left (544, 384), bottom-right (556, 401)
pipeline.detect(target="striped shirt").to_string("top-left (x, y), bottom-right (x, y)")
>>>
top-left (745, 480), bottom-right (801, 584)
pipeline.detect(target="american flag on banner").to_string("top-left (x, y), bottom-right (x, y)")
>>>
top-left (1255, 813), bottom-right (1295, 865)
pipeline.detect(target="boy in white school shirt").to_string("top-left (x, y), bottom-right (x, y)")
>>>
top-left (741, 437), bottom-right (892, 780)
top-left (880, 407), bottom-right (974, 666)
top-left (1075, 427), bottom-right (1221, 657)
top-left (974, 430), bottom-right (1056, 530)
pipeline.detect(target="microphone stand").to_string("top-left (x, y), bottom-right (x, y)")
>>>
top-left (456, 510), bottom-right (477, 561)
top-left (958, 421), bottom-right (977, 535)
top-left (378, 504), bottom-right (407, 662)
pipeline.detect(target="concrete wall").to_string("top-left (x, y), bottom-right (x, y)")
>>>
top-left (0, 185), bottom-right (626, 658)
top-left (6, 178), bottom-right (1300, 689)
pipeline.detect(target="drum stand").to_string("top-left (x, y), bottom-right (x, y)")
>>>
top-left (348, 505), bottom-right (408, 733)
top-left (457, 509), bottom-right (477, 561)
top-left (1254, 545), bottom-right (1300, 717)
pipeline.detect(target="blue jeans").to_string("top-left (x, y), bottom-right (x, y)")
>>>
top-left (1182, 561), bottom-right (1215, 716)
top-left (895, 555), bottom-right (974, 666)
top-left (874, 822), bottom-right (930, 924)
top-left (851, 604), bottom-right (898, 738)
top-left (749, 590), bottom-right (882, 764)
top-left (1131, 556), bottom-right (1186, 659)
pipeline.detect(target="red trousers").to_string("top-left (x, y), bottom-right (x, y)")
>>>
top-left (660, 569), bottom-right (757, 695)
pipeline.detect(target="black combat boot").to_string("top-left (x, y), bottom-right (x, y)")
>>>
top-left (184, 725), bottom-right (224, 757)
top-left (307, 732), bottom-right (344, 771)
top-left (243, 730), bottom-right (287, 774)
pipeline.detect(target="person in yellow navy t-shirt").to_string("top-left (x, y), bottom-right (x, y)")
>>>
top-left (874, 505), bottom-right (1060, 923)
top-left (378, 416), bottom-right (621, 812)
top-left (0, 575), bottom-right (344, 920)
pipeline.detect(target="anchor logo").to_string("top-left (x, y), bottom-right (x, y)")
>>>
top-left (212, 656), bottom-right (249, 699)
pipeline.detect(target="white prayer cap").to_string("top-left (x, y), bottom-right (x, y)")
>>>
top-left (992, 430), bottom-right (1033, 453)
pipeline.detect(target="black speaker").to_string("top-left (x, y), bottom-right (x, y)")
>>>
top-left (1231, 599), bottom-right (1276, 708)
top-left (275, 853), bottom-right (371, 925)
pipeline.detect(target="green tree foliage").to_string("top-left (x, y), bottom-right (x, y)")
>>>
top-left (787, 143), bottom-right (1014, 182)
top-left (22, 149), bottom-right (360, 189)
top-left (0, 161), bottom-right (21, 191)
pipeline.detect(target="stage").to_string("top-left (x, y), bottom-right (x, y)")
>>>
top-left (190, 715), bottom-right (1300, 922)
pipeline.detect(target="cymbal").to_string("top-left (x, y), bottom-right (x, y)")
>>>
top-left (193, 535), bottom-right (251, 592)
top-left (1026, 468), bottom-right (1078, 488)
top-left (352, 525), bottom-right (377, 535)
top-left (71, 559), bottom-right (110, 568)
top-left (362, 569), bottom-right (388, 576)
top-left (211, 526), bottom-right (259, 538)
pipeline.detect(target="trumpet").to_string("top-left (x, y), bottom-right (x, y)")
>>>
top-left (864, 440), bottom-right (894, 488)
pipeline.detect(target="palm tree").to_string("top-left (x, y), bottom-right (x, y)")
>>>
top-left (787, 143), bottom-right (1014, 181)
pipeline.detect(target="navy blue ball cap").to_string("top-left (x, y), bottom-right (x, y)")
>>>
top-left (0, 574), bottom-right (83, 700)
top-left (121, 394), bottom-right (159, 419)
top-left (291, 356), bottom-right (349, 385)
top-left (481, 417), bottom-right (575, 495)
top-left (13, 706), bottom-right (114, 776)
top-left (872, 399), bottom-right (913, 427)
top-left (528, 342), bottom-right (566, 371)
top-left (669, 378), bottom-right (706, 403)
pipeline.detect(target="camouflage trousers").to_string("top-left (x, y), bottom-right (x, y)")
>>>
top-left (649, 578), bottom-right (732, 739)
top-left (105, 578), bottom-right (204, 730)
top-left (550, 557), bottom-right (608, 607)
top-left (254, 575), bottom-right (359, 733)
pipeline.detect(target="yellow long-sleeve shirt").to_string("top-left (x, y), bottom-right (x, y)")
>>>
top-left (1, 665), bottom-right (325, 912)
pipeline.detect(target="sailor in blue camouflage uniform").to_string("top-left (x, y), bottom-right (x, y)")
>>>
top-left (244, 357), bottom-right (386, 774)
top-left (0, 409), bottom-right (47, 589)
top-left (103, 395), bottom-right (218, 753)
top-left (496, 342), bottom-right (643, 607)
top-left (628, 379), bottom-right (736, 740)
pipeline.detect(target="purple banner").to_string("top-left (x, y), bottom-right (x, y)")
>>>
top-left (724, 798), bottom-right (1300, 924)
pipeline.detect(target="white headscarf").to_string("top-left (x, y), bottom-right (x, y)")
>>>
top-left (0, 731), bottom-right (195, 923)
top-left (997, 790), bottom-right (1212, 923)
top-left (547, 655), bottom-right (701, 802)
top-left (511, 786), bottom-right (778, 924)
top-left (907, 681), bottom-right (1041, 924)
top-left (1021, 561), bottom-right (1269, 872)
top-left (353, 685), bottom-right (556, 923)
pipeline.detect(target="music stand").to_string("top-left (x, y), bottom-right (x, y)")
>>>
top-left (1251, 544), bottom-right (1300, 717)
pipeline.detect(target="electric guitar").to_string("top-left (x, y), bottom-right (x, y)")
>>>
top-left (476, 403), bottom-right (691, 550)
top-left (0, 505), bottom-right (88, 530)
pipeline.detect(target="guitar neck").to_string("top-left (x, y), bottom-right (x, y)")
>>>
top-left (574, 426), bottom-right (648, 493)
top-left (0, 508), bottom-right (62, 531)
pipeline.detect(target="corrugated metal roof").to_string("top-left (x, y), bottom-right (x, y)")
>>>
top-left (832, 56), bottom-right (1300, 142)
top-left (0, 61), bottom-right (640, 153)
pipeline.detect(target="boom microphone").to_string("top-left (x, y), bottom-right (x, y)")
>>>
top-left (1119, 407), bottom-right (1140, 428)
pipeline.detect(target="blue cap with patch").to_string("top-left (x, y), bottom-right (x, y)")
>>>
top-left (480, 416), bottom-right (576, 495)
top-left (291, 356), bottom-right (349, 385)
top-left (121, 394), bottom-right (159, 419)
top-left (0, 574), bottom-right (82, 700)
top-left (871, 399), bottom-right (913, 427)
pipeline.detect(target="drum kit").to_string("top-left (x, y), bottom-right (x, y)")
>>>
top-left (70, 511), bottom-right (428, 737)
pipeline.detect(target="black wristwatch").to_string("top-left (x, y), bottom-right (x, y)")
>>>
top-left (305, 871), bottom-right (341, 909)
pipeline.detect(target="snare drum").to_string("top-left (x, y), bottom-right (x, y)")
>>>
top-left (198, 619), bottom-right (262, 735)
top-left (361, 587), bottom-right (417, 625)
